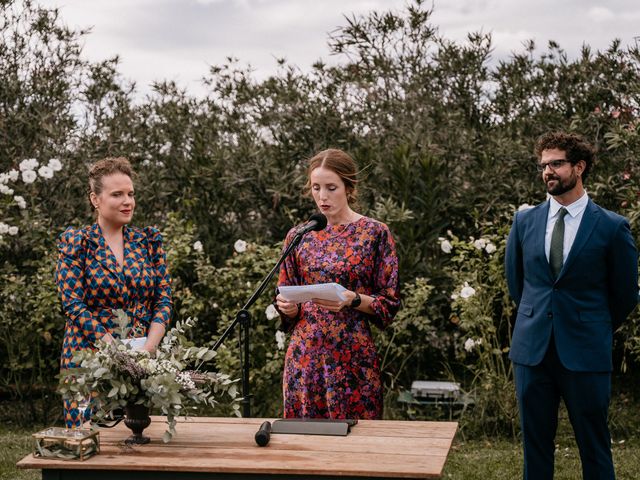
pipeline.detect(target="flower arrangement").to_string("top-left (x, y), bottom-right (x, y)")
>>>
top-left (59, 313), bottom-right (239, 442)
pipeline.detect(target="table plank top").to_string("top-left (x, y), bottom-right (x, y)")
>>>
top-left (18, 417), bottom-right (457, 478)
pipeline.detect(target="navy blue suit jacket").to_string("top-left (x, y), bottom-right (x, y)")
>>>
top-left (505, 199), bottom-right (638, 372)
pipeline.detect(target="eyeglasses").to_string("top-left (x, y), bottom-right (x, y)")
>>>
top-left (536, 159), bottom-right (572, 172)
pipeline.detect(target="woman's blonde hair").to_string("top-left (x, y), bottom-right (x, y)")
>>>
top-left (88, 157), bottom-right (135, 210)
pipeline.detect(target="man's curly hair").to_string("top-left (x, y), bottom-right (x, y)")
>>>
top-left (534, 132), bottom-right (596, 182)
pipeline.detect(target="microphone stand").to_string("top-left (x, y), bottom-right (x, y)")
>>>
top-left (212, 231), bottom-right (307, 417)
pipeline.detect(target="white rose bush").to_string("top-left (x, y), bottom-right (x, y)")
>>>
top-left (0, 157), bottom-right (64, 246)
top-left (439, 222), bottom-right (518, 435)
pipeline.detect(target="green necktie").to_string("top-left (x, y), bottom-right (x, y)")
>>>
top-left (549, 207), bottom-right (568, 278)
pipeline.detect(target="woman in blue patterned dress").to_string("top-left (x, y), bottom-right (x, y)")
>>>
top-left (276, 149), bottom-right (400, 419)
top-left (56, 157), bottom-right (172, 428)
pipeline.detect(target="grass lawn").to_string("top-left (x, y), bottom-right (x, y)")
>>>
top-left (2, 425), bottom-right (639, 480)
top-left (443, 436), bottom-right (639, 479)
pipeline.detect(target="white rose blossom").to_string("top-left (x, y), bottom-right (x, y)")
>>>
top-left (19, 158), bottom-right (38, 171)
top-left (439, 237), bottom-right (452, 254)
top-left (485, 242), bottom-right (497, 254)
top-left (0, 184), bottom-right (14, 195)
top-left (265, 304), bottom-right (279, 321)
top-left (234, 239), bottom-right (247, 253)
top-left (158, 142), bottom-right (172, 155)
top-left (473, 238), bottom-right (487, 250)
top-left (275, 330), bottom-right (286, 350)
top-left (8, 169), bottom-right (19, 182)
top-left (0, 222), bottom-right (9, 234)
top-left (193, 240), bottom-right (203, 252)
top-left (14, 195), bottom-right (26, 209)
top-left (460, 282), bottom-right (476, 299)
top-left (8, 226), bottom-right (19, 236)
top-left (0, 173), bottom-right (8, 184)
top-left (21, 170), bottom-right (37, 184)
top-left (47, 158), bottom-right (63, 171)
top-left (38, 165), bottom-right (54, 179)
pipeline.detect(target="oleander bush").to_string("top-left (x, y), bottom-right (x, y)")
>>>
top-left (1, 0), bottom-right (640, 435)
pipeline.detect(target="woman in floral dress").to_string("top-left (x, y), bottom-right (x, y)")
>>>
top-left (276, 149), bottom-right (400, 419)
top-left (56, 157), bottom-right (172, 428)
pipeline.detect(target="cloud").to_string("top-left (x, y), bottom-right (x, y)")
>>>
top-left (587, 6), bottom-right (616, 23)
top-left (38, 0), bottom-right (640, 98)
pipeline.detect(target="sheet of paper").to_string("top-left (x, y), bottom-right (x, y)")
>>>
top-left (279, 283), bottom-right (347, 303)
top-left (121, 336), bottom-right (147, 350)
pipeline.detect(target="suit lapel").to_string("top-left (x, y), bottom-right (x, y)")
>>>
top-left (533, 201), bottom-right (554, 280)
top-left (558, 199), bottom-right (600, 279)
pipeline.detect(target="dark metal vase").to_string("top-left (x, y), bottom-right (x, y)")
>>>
top-left (124, 403), bottom-right (151, 444)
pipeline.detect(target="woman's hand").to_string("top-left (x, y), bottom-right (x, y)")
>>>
top-left (139, 342), bottom-right (157, 354)
top-left (276, 294), bottom-right (299, 318)
top-left (101, 333), bottom-right (115, 344)
top-left (312, 290), bottom-right (358, 312)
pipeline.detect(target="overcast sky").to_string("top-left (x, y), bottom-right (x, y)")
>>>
top-left (39, 0), bottom-right (640, 98)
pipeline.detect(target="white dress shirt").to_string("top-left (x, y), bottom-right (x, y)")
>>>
top-left (545, 192), bottom-right (589, 263)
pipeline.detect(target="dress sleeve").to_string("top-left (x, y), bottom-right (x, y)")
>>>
top-left (56, 227), bottom-right (108, 343)
top-left (144, 227), bottom-right (173, 328)
top-left (276, 227), bottom-right (302, 332)
top-left (368, 224), bottom-right (400, 329)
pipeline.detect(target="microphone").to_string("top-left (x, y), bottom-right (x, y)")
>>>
top-left (255, 421), bottom-right (272, 447)
top-left (295, 213), bottom-right (327, 236)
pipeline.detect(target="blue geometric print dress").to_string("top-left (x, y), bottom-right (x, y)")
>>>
top-left (56, 223), bottom-right (172, 427)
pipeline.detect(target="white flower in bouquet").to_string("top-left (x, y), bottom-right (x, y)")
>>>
top-left (8, 226), bottom-right (18, 236)
top-left (265, 304), bottom-right (279, 321)
top-left (21, 170), bottom-right (37, 184)
top-left (13, 195), bottom-right (27, 209)
top-left (234, 239), bottom-right (247, 253)
top-left (275, 330), bottom-right (286, 350)
top-left (19, 158), bottom-right (38, 171)
top-left (193, 240), bottom-right (203, 252)
top-left (460, 282), bottom-right (476, 299)
top-left (464, 338), bottom-right (475, 352)
top-left (38, 165), bottom-right (54, 179)
top-left (48, 158), bottom-right (63, 171)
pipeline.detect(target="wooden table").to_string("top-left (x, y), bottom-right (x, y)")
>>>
top-left (18, 416), bottom-right (457, 479)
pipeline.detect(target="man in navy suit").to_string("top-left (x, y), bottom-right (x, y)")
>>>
top-left (505, 132), bottom-right (638, 480)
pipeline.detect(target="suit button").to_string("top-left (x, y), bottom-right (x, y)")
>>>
top-left (547, 312), bottom-right (553, 318)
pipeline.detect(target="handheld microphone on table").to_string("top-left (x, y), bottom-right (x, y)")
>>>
top-left (255, 421), bottom-right (272, 447)
top-left (294, 213), bottom-right (327, 237)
